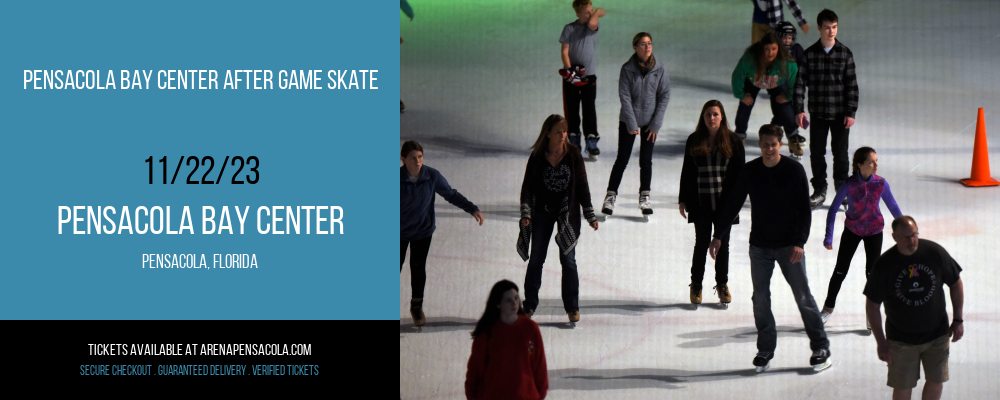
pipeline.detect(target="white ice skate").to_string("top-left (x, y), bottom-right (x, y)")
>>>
top-left (602, 191), bottom-right (616, 218)
top-left (639, 191), bottom-right (652, 222)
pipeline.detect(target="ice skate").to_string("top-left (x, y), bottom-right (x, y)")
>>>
top-left (602, 191), bottom-right (616, 216)
top-left (410, 298), bottom-right (426, 328)
top-left (639, 191), bottom-right (653, 221)
top-left (866, 317), bottom-right (871, 331)
top-left (400, 100), bottom-right (405, 113)
top-left (585, 134), bottom-right (600, 161)
top-left (714, 284), bottom-right (731, 309)
top-left (809, 187), bottom-right (827, 210)
top-left (524, 308), bottom-right (534, 318)
top-left (787, 135), bottom-right (804, 161)
top-left (569, 133), bottom-right (581, 149)
top-left (568, 310), bottom-right (580, 328)
top-left (689, 283), bottom-right (702, 305)
top-left (810, 348), bottom-right (832, 372)
top-left (753, 352), bottom-right (773, 373)
top-left (820, 308), bottom-right (832, 324)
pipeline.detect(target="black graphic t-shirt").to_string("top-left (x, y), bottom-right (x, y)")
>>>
top-left (864, 239), bottom-right (962, 345)
top-left (540, 156), bottom-right (572, 212)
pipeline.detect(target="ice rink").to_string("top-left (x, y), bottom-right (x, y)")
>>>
top-left (399, 1), bottom-right (1000, 398)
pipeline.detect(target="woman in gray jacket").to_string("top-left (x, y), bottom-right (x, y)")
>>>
top-left (602, 32), bottom-right (671, 221)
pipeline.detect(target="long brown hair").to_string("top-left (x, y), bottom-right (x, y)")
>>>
top-left (744, 32), bottom-right (792, 82)
top-left (689, 100), bottom-right (735, 158)
top-left (530, 114), bottom-right (569, 157)
top-left (471, 280), bottom-right (524, 338)
top-left (852, 146), bottom-right (876, 176)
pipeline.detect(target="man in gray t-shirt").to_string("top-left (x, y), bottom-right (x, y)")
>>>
top-left (559, 1), bottom-right (604, 158)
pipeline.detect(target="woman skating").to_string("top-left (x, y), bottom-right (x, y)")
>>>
top-left (821, 147), bottom-right (902, 325)
top-left (465, 280), bottom-right (548, 400)
top-left (400, 140), bottom-right (484, 326)
top-left (518, 114), bottom-right (598, 323)
top-left (731, 32), bottom-right (804, 159)
top-left (678, 100), bottom-right (746, 306)
top-left (602, 32), bottom-right (671, 220)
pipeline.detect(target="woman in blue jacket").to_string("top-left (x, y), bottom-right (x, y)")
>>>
top-left (603, 32), bottom-right (671, 221)
top-left (401, 141), bottom-right (484, 326)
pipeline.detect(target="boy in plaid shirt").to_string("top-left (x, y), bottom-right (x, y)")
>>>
top-left (793, 9), bottom-right (859, 209)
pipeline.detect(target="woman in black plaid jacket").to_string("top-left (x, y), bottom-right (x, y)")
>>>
top-left (678, 100), bottom-right (746, 306)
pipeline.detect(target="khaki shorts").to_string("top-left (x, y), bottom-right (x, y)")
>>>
top-left (887, 334), bottom-right (950, 389)
top-left (752, 22), bottom-right (773, 44)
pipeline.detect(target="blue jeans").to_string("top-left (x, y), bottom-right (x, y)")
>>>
top-left (523, 210), bottom-right (579, 313)
top-left (749, 245), bottom-right (829, 352)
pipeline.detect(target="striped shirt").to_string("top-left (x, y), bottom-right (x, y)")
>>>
top-left (793, 39), bottom-right (859, 119)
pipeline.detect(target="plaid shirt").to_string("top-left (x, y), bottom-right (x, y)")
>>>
top-left (756, 0), bottom-right (807, 28)
top-left (793, 39), bottom-right (859, 119)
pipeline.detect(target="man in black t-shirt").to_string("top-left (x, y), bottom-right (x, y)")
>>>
top-left (864, 216), bottom-right (964, 400)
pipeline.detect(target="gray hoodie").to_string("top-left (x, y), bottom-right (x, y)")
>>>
top-left (618, 53), bottom-right (671, 133)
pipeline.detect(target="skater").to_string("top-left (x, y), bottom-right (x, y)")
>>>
top-left (864, 216), bottom-right (964, 400)
top-left (820, 147), bottom-right (903, 325)
top-left (559, 0), bottom-right (605, 158)
top-left (465, 280), bottom-right (548, 400)
top-left (776, 20), bottom-right (808, 153)
top-left (709, 124), bottom-right (830, 372)
top-left (603, 32), bottom-right (671, 220)
top-left (750, 0), bottom-right (809, 44)
top-left (678, 100), bottom-right (745, 306)
top-left (793, 9), bottom-right (859, 209)
top-left (518, 114), bottom-right (598, 323)
top-left (731, 31), bottom-right (804, 159)
top-left (400, 141), bottom-right (484, 327)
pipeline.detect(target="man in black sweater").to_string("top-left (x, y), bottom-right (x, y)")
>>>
top-left (709, 124), bottom-right (830, 373)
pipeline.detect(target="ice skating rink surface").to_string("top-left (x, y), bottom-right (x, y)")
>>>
top-left (399, 1), bottom-right (1000, 398)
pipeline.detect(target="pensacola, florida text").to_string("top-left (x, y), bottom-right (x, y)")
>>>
top-left (57, 206), bottom-right (343, 234)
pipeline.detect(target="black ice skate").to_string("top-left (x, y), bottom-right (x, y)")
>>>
top-left (569, 133), bottom-right (581, 149)
top-left (410, 298), bottom-right (426, 331)
top-left (585, 134), bottom-right (600, 161)
top-left (809, 187), bottom-right (826, 210)
top-left (810, 348), bottom-right (832, 372)
top-left (753, 352), bottom-right (773, 373)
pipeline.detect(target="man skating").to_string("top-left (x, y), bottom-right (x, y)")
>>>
top-left (709, 124), bottom-right (830, 372)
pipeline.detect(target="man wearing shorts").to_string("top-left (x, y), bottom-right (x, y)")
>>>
top-left (864, 216), bottom-right (964, 400)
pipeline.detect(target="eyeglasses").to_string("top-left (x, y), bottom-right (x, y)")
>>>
top-left (636, 42), bottom-right (653, 48)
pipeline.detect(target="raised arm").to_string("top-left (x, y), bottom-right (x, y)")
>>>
top-left (588, 8), bottom-right (604, 31)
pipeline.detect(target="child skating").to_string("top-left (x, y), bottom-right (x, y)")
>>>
top-left (821, 147), bottom-right (902, 328)
top-left (559, 0), bottom-right (605, 159)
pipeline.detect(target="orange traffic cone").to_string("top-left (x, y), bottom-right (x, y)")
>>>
top-left (960, 108), bottom-right (999, 187)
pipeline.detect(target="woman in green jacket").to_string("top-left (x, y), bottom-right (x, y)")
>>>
top-left (731, 32), bottom-right (803, 159)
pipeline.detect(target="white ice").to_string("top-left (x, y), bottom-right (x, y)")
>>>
top-left (400, 1), bottom-right (1000, 398)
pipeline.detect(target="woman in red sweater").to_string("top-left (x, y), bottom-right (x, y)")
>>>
top-left (465, 280), bottom-right (548, 400)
